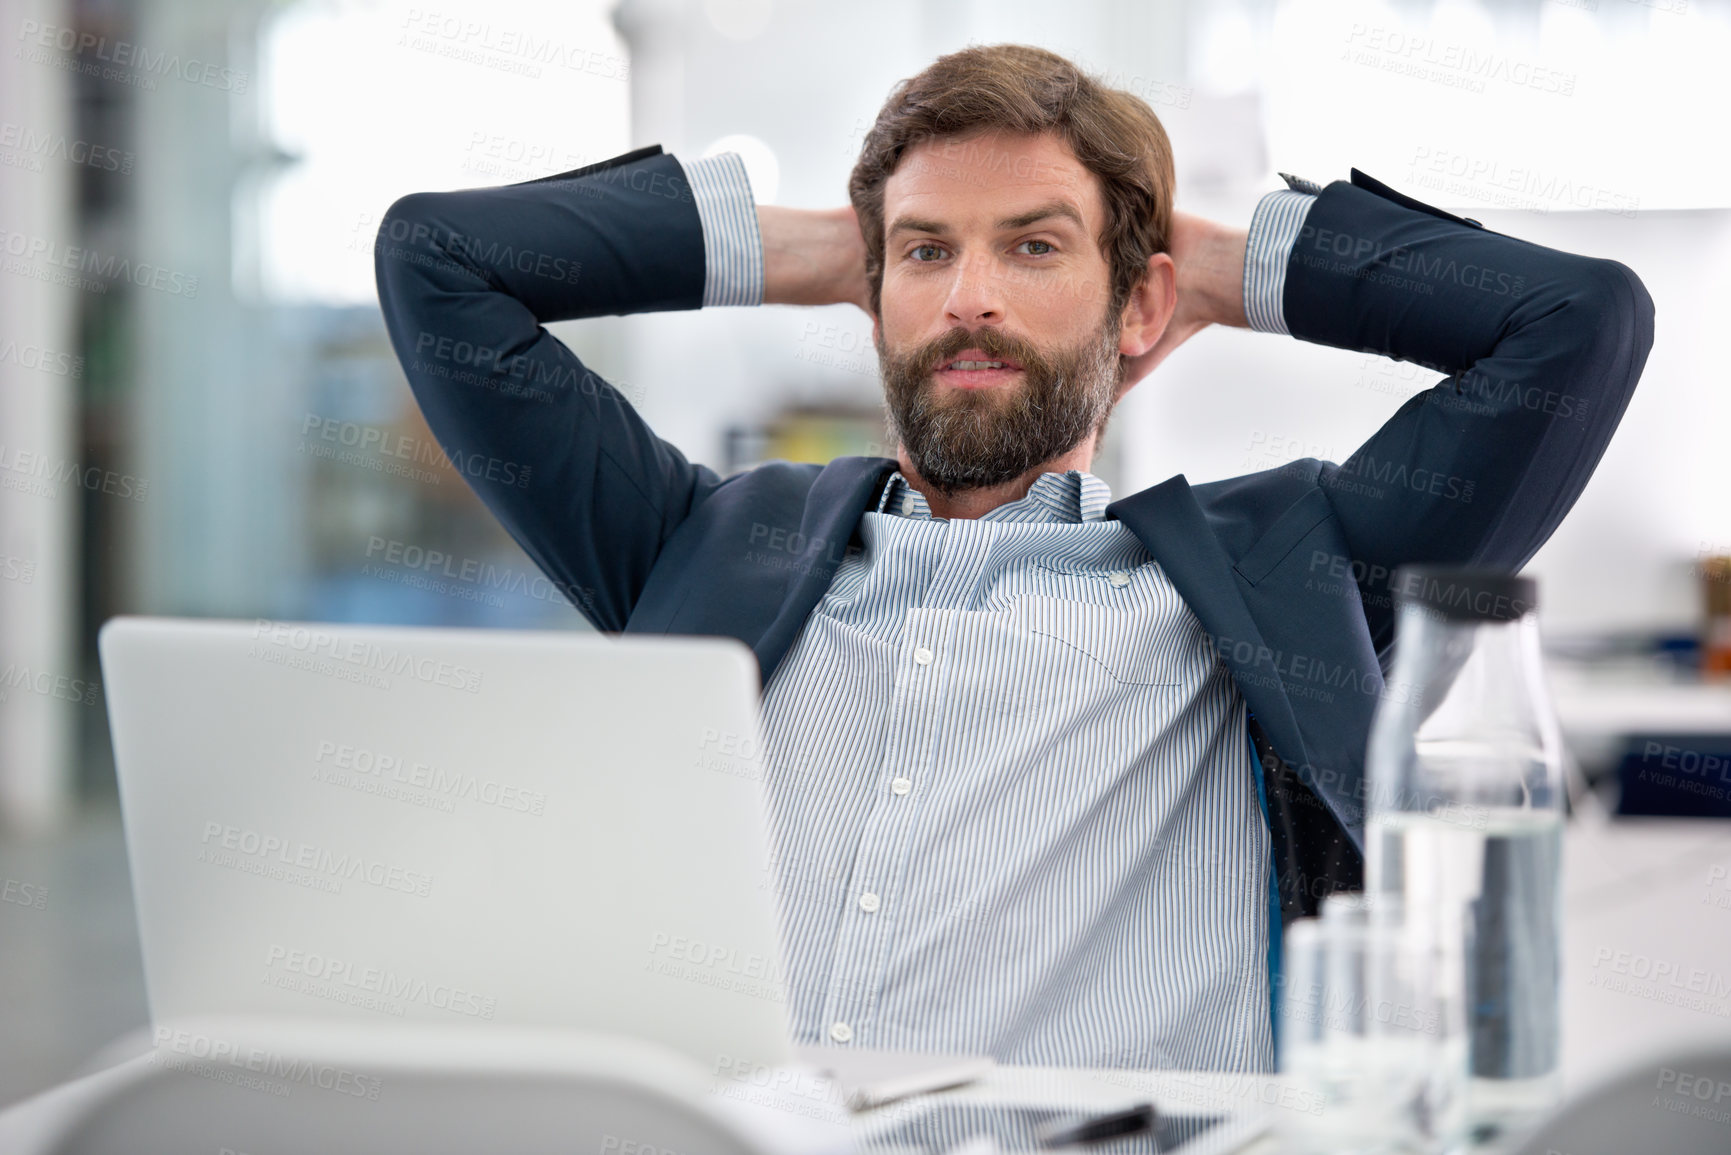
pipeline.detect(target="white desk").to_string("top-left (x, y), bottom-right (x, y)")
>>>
top-left (3, 814), bottom-right (1728, 1153)
top-left (1557, 805), bottom-right (1731, 1092)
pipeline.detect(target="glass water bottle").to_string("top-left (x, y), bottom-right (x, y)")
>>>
top-left (1365, 566), bottom-right (1566, 1135)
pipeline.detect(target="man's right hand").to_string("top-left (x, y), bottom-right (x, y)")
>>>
top-left (759, 205), bottom-right (874, 315)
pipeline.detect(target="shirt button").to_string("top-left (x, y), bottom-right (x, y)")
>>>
top-left (913, 646), bottom-right (933, 666)
top-left (829, 1021), bottom-right (853, 1043)
top-left (1109, 571), bottom-right (1130, 587)
top-left (900, 495), bottom-right (916, 516)
top-left (859, 892), bottom-right (881, 913)
top-left (891, 777), bottom-right (912, 796)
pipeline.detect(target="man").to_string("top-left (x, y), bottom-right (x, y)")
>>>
top-left (373, 44), bottom-right (1653, 1071)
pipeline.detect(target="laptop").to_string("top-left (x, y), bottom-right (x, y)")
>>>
top-left (96, 616), bottom-right (990, 1110)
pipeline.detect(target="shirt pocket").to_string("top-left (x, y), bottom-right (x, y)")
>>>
top-left (1009, 593), bottom-right (1187, 687)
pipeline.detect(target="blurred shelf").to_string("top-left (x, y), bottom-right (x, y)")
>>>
top-left (1550, 662), bottom-right (1731, 739)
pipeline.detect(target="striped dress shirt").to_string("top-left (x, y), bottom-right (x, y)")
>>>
top-left (682, 152), bottom-right (1317, 1071)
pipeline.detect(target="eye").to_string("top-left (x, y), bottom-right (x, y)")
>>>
top-left (910, 243), bottom-right (948, 262)
top-left (1017, 239), bottom-right (1055, 256)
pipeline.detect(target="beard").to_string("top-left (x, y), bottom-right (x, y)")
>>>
top-left (876, 312), bottom-right (1123, 499)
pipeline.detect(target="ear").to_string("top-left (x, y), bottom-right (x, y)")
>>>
top-left (1118, 252), bottom-right (1177, 361)
top-left (1112, 252), bottom-right (1179, 403)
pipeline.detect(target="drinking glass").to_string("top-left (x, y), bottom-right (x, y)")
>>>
top-left (1277, 893), bottom-right (1469, 1154)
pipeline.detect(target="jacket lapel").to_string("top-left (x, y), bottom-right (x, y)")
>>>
top-left (752, 456), bottom-right (899, 687)
top-left (1106, 475), bottom-right (1314, 791)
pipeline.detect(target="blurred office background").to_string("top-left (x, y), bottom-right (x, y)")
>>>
top-left (2, 0), bottom-right (1729, 1107)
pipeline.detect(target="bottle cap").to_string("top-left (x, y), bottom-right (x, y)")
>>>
top-left (1392, 565), bottom-right (1537, 623)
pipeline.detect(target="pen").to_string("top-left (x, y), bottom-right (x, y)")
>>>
top-left (1037, 1102), bottom-right (1156, 1148)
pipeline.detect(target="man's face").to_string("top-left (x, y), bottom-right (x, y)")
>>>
top-left (874, 128), bottom-right (1125, 497)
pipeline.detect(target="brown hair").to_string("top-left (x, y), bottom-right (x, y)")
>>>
top-left (848, 44), bottom-right (1176, 321)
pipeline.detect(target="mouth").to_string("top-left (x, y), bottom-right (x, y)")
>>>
top-left (934, 348), bottom-right (1025, 389)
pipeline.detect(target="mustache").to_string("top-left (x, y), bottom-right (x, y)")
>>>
top-left (903, 326), bottom-right (1050, 380)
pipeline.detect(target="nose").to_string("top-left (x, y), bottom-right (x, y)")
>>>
top-left (942, 250), bottom-right (1006, 328)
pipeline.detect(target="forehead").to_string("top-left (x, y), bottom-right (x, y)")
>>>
top-left (884, 129), bottom-right (1103, 230)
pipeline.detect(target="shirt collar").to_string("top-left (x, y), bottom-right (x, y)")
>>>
top-left (875, 469), bottom-right (1114, 524)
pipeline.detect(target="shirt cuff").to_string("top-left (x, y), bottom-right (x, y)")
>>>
top-left (685, 152), bottom-right (764, 308)
top-left (1243, 187), bottom-right (1318, 336)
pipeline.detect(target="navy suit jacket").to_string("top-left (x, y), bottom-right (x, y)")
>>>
top-left (374, 145), bottom-right (1654, 924)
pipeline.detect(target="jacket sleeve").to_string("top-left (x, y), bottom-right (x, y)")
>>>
top-left (1281, 171), bottom-right (1655, 651)
top-left (372, 146), bottom-right (720, 632)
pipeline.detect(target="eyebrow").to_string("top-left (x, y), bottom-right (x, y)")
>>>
top-left (997, 201), bottom-right (1086, 231)
top-left (886, 200), bottom-right (1087, 239)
